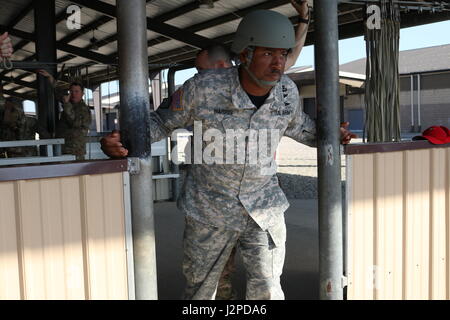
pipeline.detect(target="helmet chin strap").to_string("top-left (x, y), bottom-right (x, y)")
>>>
top-left (243, 47), bottom-right (279, 89)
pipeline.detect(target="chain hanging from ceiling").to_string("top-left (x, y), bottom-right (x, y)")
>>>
top-left (364, 0), bottom-right (401, 142)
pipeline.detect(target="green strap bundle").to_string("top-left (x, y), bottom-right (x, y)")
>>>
top-left (364, 0), bottom-right (401, 142)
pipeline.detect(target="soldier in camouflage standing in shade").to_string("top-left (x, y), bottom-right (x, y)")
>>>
top-left (0, 97), bottom-right (38, 157)
top-left (101, 10), bottom-right (355, 300)
top-left (56, 82), bottom-right (92, 160)
top-left (0, 97), bottom-right (24, 157)
top-left (38, 69), bottom-right (92, 160)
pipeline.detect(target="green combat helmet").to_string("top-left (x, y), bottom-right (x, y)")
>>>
top-left (231, 10), bottom-right (296, 88)
top-left (231, 10), bottom-right (296, 54)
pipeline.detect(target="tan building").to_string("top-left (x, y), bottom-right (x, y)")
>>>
top-left (340, 44), bottom-right (450, 133)
top-left (288, 44), bottom-right (450, 135)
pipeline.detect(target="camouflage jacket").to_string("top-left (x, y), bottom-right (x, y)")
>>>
top-left (0, 105), bottom-right (38, 157)
top-left (55, 100), bottom-right (91, 157)
top-left (151, 67), bottom-right (316, 232)
top-left (1, 104), bottom-right (24, 137)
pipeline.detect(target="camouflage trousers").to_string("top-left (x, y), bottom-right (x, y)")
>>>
top-left (182, 214), bottom-right (286, 300)
top-left (216, 246), bottom-right (237, 300)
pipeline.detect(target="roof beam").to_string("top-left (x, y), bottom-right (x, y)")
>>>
top-left (69, 0), bottom-right (217, 48)
top-left (2, 88), bottom-right (34, 100)
top-left (152, 0), bottom-right (218, 23)
top-left (0, 9), bottom-right (74, 78)
top-left (6, 0), bottom-right (33, 28)
top-left (146, 0), bottom-right (291, 49)
top-left (8, 9), bottom-right (70, 54)
top-left (0, 25), bottom-right (115, 65)
top-left (36, 1), bottom-right (225, 85)
top-left (0, 75), bottom-right (36, 90)
top-left (59, 15), bottom-right (113, 45)
top-left (187, 0), bottom-right (289, 32)
top-left (47, 1), bottom-right (201, 68)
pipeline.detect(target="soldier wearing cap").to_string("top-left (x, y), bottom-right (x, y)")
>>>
top-left (101, 9), bottom-right (355, 300)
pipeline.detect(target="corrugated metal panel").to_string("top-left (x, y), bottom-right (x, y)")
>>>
top-left (404, 150), bottom-right (430, 299)
top-left (374, 152), bottom-right (403, 299)
top-left (347, 148), bottom-right (450, 300)
top-left (0, 173), bottom-right (129, 300)
top-left (430, 148), bottom-right (448, 299)
top-left (0, 181), bottom-right (22, 299)
top-left (347, 153), bottom-right (374, 300)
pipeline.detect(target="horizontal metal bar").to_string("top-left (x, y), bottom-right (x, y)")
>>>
top-left (0, 155), bottom-right (76, 166)
top-left (0, 139), bottom-right (65, 147)
top-left (341, 0), bottom-right (449, 6)
top-left (340, 1), bottom-right (450, 11)
top-left (152, 173), bottom-right (180, 180)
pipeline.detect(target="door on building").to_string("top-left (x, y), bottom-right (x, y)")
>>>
top-left (348, 109), bottom-right (364, 131)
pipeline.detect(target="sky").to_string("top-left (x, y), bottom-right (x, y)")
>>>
top-left (174, 20), bottom-right (450, 85)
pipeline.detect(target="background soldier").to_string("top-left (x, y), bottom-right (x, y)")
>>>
top-left (0, 97), bottom-right (38, 157)
top-left (38, 69), bottom-right (92, 161)
top-left (55, 82), bottom-right (92, 160)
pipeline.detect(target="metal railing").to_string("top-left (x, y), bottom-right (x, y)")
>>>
top-left (0, 138), bottom-right (76, 166)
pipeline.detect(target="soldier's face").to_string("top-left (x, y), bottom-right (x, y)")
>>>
top-left (69, 85), bottom-right (84, 104)
top-left (195, 50), bottom-right (213, 72)
top-left (248, 47), bottom-right (288, 84)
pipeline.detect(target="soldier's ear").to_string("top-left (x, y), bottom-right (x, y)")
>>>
top-left (239, 50), bottom-right (248, 65)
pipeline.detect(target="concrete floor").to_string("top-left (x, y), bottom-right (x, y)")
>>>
top-left (154, 199), bottom-right (319, 300)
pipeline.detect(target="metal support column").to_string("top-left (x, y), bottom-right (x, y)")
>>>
top-left (313, 0), bottom-right (344, 300)
top-left (116, 0), bottom-right (157, 300)
top-left (167, 66), bottom-right (182, 200)
top-left (92, 85), bottom-right (102, 132)
top-left (34, 0), bottom-right (56, 139)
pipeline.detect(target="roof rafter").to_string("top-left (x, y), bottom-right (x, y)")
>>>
top-left (69, 0), bottom-right (218, 49)
top-left (0, 25), bottom-right (114, 65)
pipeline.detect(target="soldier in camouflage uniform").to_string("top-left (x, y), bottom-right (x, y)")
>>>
top-left (0, 94), bottom-right (8, 157)
top-left (190, 45), bottom-right (236, 300)
top-left (101, 10), bottom-right (355, 300)
top-left (55, 82), bottom-right (92, 160)
top-left (38, 70), bottom-right (92, 160)
top-left (0, 97), bottom-right (38, 157)
top-left (213, 0), bottom-right (311, 300)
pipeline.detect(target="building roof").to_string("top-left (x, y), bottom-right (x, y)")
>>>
top-left (287, 67), bottom-right (365, 88)
top-left (340, 43), bottom-right (450, 75)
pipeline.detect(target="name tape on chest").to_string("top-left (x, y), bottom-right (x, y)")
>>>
top-left (271, 109), bottom-right (292, 116)
top-left (214, 109), bottom-right (234, 115)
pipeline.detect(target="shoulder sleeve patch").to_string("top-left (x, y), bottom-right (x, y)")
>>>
top-left (170, 89), bottom-right (184, 111)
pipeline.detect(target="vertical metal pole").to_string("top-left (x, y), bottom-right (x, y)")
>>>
top-left (116, 0), bottom-right (157, 300)
top-left (92, 85), bottom-right (102, 132)
top-left (417, 74), bottom-right (421, 132)
top-left (167, 67), bottom-right (180, 200)
top-left (314, 0), bottom-right (344, 300)
top-left (34, 0), bottom-right (56, 138)
top-left (410, 74), bottom-right (414, 132)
